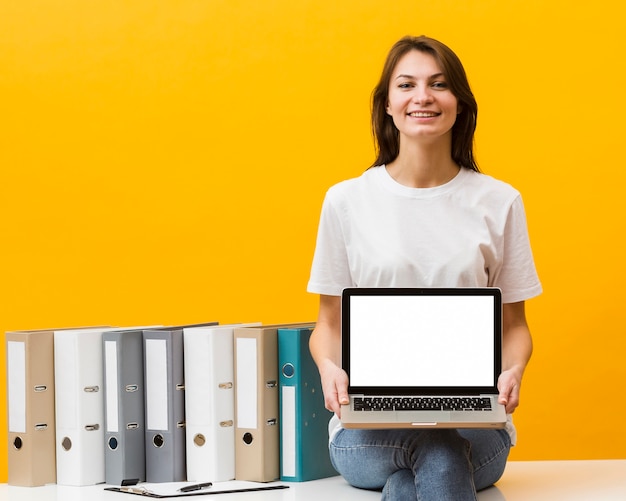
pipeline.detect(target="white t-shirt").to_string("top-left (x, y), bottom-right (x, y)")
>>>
top-left (307, 165), bottom-right (542, 443)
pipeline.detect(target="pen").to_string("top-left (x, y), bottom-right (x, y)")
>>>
top-left (178, 482), bottom-right (213, 493)
top-left (120, 486), bottom-right (152, 495)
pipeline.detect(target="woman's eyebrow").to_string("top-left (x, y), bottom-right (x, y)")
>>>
top-left (394, 72), bottom-right (445, 80)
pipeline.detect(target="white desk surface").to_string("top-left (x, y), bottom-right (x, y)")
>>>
top-left (1, 460), bottom-right (625, 501)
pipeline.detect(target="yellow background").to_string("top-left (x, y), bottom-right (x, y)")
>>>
top-left (1, 0), bottom-right (625, 480)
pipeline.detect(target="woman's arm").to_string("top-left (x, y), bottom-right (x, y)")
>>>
top-left (498, 301), bottom-right (534, 414)
top-left (309, 294), bottom-right (349, 417)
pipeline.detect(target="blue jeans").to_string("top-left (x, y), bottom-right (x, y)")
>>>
top-left (329, 428), bottom-right (511, 501)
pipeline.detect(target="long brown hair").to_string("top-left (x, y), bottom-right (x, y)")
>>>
top-left (371, 36), bottom-right (479, 171)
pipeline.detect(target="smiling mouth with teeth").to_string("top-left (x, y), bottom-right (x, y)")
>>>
top-left (409, 112), bottom-right (440, 117)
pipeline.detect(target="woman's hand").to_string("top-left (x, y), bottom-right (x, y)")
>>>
top-left (317, 358), bottom-right (350, 417)
top-left (499, 301), bottom-right (534, 414)
top-left (497, 366), bottom-right (524, 414)
top-left (309, 295), bottom-right (346, 416)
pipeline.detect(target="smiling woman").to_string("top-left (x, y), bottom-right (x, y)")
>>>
top-left (371, 36), bottom-right (478, 176)
top-left (386, 51), bottom-right (460, 146)
top-left (384, 50), bottom-right (461, 188)
top-left (307, 35), bottom-right (541, 501)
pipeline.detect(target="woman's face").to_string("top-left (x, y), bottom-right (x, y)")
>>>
top-left (386, 50), bottom-right (459, 145)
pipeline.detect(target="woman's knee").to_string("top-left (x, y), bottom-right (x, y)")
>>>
top-left (329, 429), bottom-right (405, 490)
top-left (329, 441), bottom-right (391, 489)
top-left (382, 469), bottom-right (417, 501)
top-left (460, 429), bottom-right (511, 491)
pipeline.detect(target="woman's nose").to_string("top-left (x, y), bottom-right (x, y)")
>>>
top-left (412, 86), bottom-right (433, 104)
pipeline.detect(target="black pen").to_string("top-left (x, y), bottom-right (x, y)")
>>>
top-left (178, 482), bottom-right (213, 493)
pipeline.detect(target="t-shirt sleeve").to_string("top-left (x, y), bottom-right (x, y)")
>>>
top-left (493, 195), bottom-right (542, 303)
top-left (307, 192), bottom-right (354, 296)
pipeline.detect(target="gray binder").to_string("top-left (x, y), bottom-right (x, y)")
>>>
top-left (103, 329), bottom-right (146, 485)
top-left (143, 323), bottom-right (218, 482)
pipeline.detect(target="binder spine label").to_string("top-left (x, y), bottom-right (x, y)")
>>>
top-left (104, 341), bottom-right (119, 433)
top-left (55, 335), bottom-right (78, 429)
top-left (281, 386), bottom-right (296, 477)
top-left (145, 339), bottom-right (169, 431)
top-left (7, 341), bottom-right (26, 433)
top-left (235, 337), bottom-right (257, 429)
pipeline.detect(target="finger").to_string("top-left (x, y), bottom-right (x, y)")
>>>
top-left (507, 385), bottom-right (521, 413)
top-left (336, 373), bottom-right (350, 406)
top-left (499, 383), bottom-right (520, 413)
top-left (498, 379), bottom-right (512, 403)
top-left (322, 385), bottom-right (344, 413)
top-left (338, 390), bottom-right (349, 406)
top-left (324, 394), bottom-right (343, 418)
top-left (323, 389), bottom-right (339, 412)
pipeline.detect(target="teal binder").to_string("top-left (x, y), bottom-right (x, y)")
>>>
top-left (277, 326), bottom-right (338, 482)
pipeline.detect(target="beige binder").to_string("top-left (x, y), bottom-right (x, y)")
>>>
top-left (6, 329), bottom-right (56, 486)
top-left (233, 323), bottom-right (313, 482)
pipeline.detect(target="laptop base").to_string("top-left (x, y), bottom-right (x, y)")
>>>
top-left (340, 397), bottom-right (507, 429)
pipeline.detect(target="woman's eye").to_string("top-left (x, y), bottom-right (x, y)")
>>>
top-left (432, 81), bottom-right (448, 89)
top-left (398, 82), bottom-right (414, 89)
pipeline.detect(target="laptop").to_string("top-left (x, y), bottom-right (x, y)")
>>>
top-left (340, 287), bottom-right (506, 429)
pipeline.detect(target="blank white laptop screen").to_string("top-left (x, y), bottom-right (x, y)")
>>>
top-left (348, 294), bottom-right (496, 388)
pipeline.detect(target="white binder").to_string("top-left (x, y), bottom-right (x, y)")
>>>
top-left (54, 327), bottom-right (120, 486)
top-left (183, 323), bottom-right (260, 482)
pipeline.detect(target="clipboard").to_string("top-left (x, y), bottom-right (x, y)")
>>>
top-left (104, 481), bottom-right (289, 498)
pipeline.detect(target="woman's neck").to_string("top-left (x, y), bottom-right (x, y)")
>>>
top-left (385, 140), bottom-right (460, 188)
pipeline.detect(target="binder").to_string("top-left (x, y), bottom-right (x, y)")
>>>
top-left (233, 323), bottom-right (313, 482)
top-left (183, 323), bottom-right (260, 482)
top-left (103, 328), bottom-right (158, 485)
top-left (5, 329), bottom-right (57, 486)
top-left (54, 327), bottom-right (121, 486)
top-left (143, 323), bottom-right (218, 483)
top-left (278, 325), bottom-right (338, 481)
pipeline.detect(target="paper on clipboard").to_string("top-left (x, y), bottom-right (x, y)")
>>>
top-left (104, 480), bottom-right (288, 498)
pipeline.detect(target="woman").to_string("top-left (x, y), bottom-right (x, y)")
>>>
top-left (307, 35), bottom-right (542, 500)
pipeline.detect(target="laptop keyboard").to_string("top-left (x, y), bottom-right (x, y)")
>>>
top-left (353, 396), bottom-right (493, 412)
